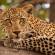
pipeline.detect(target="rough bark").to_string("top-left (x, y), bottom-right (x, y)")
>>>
top-left (0, 46), bottom-right (44, 55)
top-left (49, 0), bottom-right (55, 23)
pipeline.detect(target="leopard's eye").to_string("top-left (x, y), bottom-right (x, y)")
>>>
top-left (19, 17), bottom-right (26, 26)
top-left (3, 19), bottom-right (12, 26)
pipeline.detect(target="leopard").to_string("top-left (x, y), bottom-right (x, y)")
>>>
top-left (0, 3), bottom-right (55, 55)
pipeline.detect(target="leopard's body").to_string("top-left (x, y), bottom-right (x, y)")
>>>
top-left (0, 4), bottom-right (55, 55)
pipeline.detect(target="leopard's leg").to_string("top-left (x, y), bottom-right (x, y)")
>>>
top-left (14, 36), bottom-right (55, 55)
top-left (5, 36), bottom-right (55, 55)
top-left (2, 32), bottom-right (55, 55)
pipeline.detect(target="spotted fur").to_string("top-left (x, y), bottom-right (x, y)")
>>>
top-left (0, 4), bottom-right (55, 55)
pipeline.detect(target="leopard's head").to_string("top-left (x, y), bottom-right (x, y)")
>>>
top-left (0, 4), bottom-right (34, 39)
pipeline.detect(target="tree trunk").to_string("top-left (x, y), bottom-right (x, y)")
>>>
top-left (49, 0), bottom-right (55, 23)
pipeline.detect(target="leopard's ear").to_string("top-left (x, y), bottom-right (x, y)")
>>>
top-left (21, 3), bottom-right (34, 13)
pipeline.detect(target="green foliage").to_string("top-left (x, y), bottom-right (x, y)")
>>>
top-left (0, 25), bottom-right (5, 39)
top-left (0, 0), bottom-right (7, 5)
top-left (37, 8), bottom-right (48, 20)
top-left (33, 8), bottom-right (48, 20)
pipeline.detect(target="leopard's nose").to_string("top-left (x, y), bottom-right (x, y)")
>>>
top-left (13, 31), bottom-right (21, 35)
top-left (13, 31), bottom-right (21, 39)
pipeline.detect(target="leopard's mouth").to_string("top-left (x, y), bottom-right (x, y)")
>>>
top-left (16, 30), bottom-right (37, 40)
top-left (13, 31), bottom-right (21, 39)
